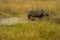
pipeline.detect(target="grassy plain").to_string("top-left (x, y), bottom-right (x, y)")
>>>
top-left (0, 0), bottom-right (60, 40)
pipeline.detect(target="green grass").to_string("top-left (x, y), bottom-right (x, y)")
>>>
top-left (0, 21), bottom-right (60, 40)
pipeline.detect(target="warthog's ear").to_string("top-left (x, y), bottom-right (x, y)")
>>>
top-left (40, 9), bottom-right (46, 14)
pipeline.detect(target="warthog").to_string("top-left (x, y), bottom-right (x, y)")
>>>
top-left (28, 9), bottom-right (49, 20)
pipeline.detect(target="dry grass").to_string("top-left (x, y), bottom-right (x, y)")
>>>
top-left (0, 0), bottom-right (60, 18)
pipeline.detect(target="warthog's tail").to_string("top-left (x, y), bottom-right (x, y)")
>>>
top-left (46, 14), bottom-right (49, 16)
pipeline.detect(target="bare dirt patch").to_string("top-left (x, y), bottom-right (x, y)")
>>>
top-left (0, 17), bottom-right (28, 25)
